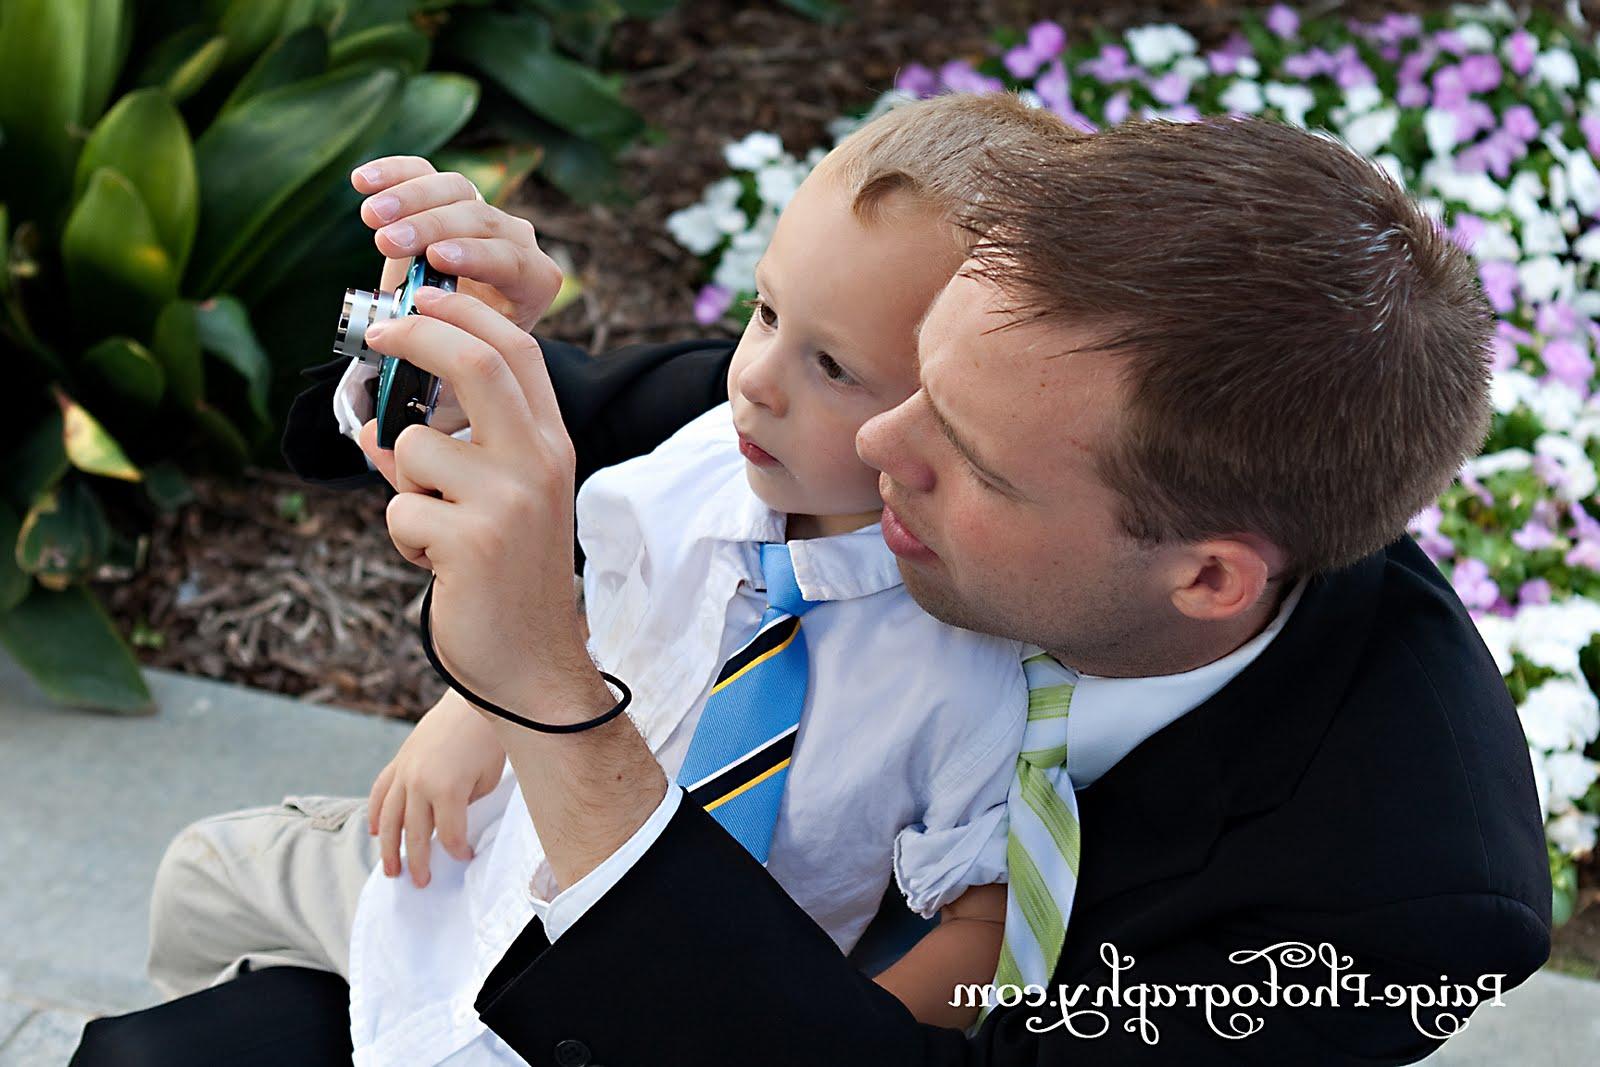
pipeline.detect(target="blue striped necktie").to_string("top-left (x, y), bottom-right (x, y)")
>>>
top-left (676, 543), bottom-right (821, 863)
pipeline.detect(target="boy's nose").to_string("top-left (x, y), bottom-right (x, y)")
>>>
top-left (738, 355), bottom-right (788, 418)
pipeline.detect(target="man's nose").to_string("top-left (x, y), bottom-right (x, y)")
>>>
top-left (857, 400), bottom-right (935, 493)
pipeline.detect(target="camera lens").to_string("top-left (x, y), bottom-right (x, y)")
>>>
top-left (334, 287), bottom-right (397, 363)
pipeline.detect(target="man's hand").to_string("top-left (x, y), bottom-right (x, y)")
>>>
top-left (360, 285), bottom-right (666, 891)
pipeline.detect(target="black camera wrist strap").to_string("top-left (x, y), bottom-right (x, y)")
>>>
top-left (418, 573), bottom-right (632, 734)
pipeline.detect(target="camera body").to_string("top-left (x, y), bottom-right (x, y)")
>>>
top-left (332, 255), bottom-right (458, 449)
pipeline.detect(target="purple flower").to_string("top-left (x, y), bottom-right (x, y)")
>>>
top-left (693, 283), bottom-right (734, 326)
top-left (1567, 539), bottom-right (1600, 571)
top-left (1150, 71), bottom-right (1191, 106)
top-left (1542, 338), bottom-right (1594, 391)
top-left (1027, 20), bottom-right (1067, 59)
top-left (1513, 521), bottom-right (1558, 551)
top-left (1519, 578), bottom-right (1553, 606)
top-left (1434, 29), bottom-right (1468, 56)
top-left (1266, 3), bottom-right (1300, 39)
top-left (1479, 261), bottom-right (1518, 313)
top-left (1460, 54), bottom-right (1503, 93)
top-left (1335, 57), bottom-right (1376, 89)
top-left (1506, 30), bottom-right (1536, 77)
top-left (1570, 502), bottom-right (1600, 540)
top-left (1397, 81), bottom-right (1431, 108)
top-left (1449, 212), bottom-right (1484, 251)
top-left (1409, 505), bottom-right (1456, 561)
top-left (1284, 48), bottom-right (1334, 80)
top-left (894, 62), bottom-right (938, 97)
top-left (1432, 64), bottom-right (1468, 109)
top-left (1580, 114), bottom-right (1600, 161)
top-left (1502, 104), bottom-right (1539, 142)
top-left (1207, 33), bottom-right (1252, 76)
top-left (1537, 302), bottom-right (1580, 337)
top-left (1035, 59), bottom-right (1070, 111)
top-left (1004, 44), bottom-right (1044, 80)
top-left (1452, 557), bottom-right (1500, 611)
top-left (1080, 44), bottom-right (1139, 83)
top-left (938, 60), bottom-right (1004, 95)
top-left (1104, 89), bottom-right (1132, 126)
top-left (1381, 13), bottom-right (1423, 42)
top-left (1487, 326), bottom-right (1520, 372)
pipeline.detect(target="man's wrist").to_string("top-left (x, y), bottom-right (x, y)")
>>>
top-left (477, 653), bottom-right (619, 731)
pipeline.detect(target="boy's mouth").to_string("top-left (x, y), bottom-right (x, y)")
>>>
top-left (737, 432), bottom-right (781, 468)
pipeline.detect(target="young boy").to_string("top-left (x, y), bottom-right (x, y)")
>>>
top-left (146, 93), bottom-right (1076, 1062)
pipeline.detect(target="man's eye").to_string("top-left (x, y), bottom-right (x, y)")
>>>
top-left (816, 353), bottom-right (855, 385)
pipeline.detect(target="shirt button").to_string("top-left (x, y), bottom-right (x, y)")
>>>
top-left (554, 1038), bottom-right (592, 1066)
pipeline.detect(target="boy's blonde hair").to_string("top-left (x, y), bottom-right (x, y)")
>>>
top-left (815, 92), bottom-right (1079, 228)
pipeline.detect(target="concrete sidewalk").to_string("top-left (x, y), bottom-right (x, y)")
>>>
top-left (0, 650), bottom-right (1596, 1064)
top-left (0, 649), bottom-right (410, 1063)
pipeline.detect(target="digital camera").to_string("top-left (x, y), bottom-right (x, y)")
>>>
top-left (332, 255), bottom-right (457, 449)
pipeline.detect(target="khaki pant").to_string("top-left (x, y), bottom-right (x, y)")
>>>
top-left (146, 794), bottom-right (378, 1001)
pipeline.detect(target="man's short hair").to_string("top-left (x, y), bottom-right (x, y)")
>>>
top-left (961, 114), bottom-right (1494, 579)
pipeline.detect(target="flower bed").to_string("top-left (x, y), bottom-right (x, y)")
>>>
top-left (667, 1), bottom-right (1600, 921)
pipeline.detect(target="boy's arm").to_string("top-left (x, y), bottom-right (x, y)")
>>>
top-left (280, 335), bottom-right (737, 493)
top-left (873, 883), bottom-right (1008, 1030)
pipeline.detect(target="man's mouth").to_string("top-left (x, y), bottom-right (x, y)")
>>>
top-left (880, 502), bottom-right (937, 562)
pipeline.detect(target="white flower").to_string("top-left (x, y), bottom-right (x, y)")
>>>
top-left (1544, 750), bottom-right (1600, 813)
top-left (704, 177), bottom-right (742, 213)
top-left (1219, 79), bottom-right (1264, 114)
top-left (1506, 170), bottom-right (1546, 224)
top-left (1452, 22), bottom-right (1497, 52)
top-left (1471, 219), bottom-right (1520, 262)
top-left (1235, 56), bottom-right (1260, 79)
top-left (1528, 381), bottom-right (1586, 435)
top-left (1548, 809), bottom-right (1599, 857)
top-left (1518, 677), bottom-right (1600, 750)
top-left (1017, 89), bottom-right (1045, 110)
top-left (666, 203), bottom-right (729, 255)
top-left (1529, 746), bottom-right (1552, 821)
top-left (1461, 446), bottom-right (1533, 479)
top-left (1518, 255), bottom-right (1576, 305)
top-left (1342, 84), bottom-right (1384, 116)
top-left (1535, 431), bottom-right (1599, 500)
top-left (1372, 153), bottom-right (1405, 185)
top-left (1342, 108), bottom-right (1398, 156)
top-left (1263, 82), bottom-right (1314, 127)
top-left (1533, 48), bottom-right (1580, 92)
top-left (1125, 24), bottom-right (1197, 68)
top-left (1565, 147), bottom-right (1600, 215)
top-left (1513, 597), bottom-right (1600, 675)
top-left (724, 131), bottom-right (784, 171)
top-left (1421, 158), bottom-right (1507, 213)
top-left (1172, 55), bottom-right (1210, 82)
top-left (1424, 107), bottom-right (1460, 157)
top-left (1574, 227), bottom-right (1600, 265)
top-left (1519, 211), bottom-right (1570, 256)
top-left (1456, 0), bottom-right (1513, 24)
top-left (1490, 369), bottom-right (1539, 415)
top-left (804, 146), bottom-right (828, 168)
top-left (1473, 612), bottom-right (1515, 675)
top-left (755, 163), bottom-right (802, 210)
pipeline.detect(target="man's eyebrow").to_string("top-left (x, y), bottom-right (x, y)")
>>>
top-left (926, 392), bottom-right (1022, 495)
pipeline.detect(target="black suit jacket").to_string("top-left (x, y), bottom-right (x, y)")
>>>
top-left (283, 339), bottom-right (1552, 1066)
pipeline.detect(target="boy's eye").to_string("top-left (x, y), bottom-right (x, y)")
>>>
top-left (744, 297), bottom-right (777, 329)
top-left (816, 352), bottom-right (856, 385)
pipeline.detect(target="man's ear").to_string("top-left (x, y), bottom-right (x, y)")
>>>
top-left (1168, 535), bottom-right (1281, 622)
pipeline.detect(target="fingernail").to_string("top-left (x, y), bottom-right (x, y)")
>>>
top-left (357, 163), bottom-right (383, 184)
top-left (382, 222), bottom-right (415, 247)
top-left (365, 320), bottom-right (389, 340)
top-left (414, 285), bottom-right (444, 302)
top-left (370, 194), bottom-right (401, 222)
top-left (433, 241), bottom-right (463, 264)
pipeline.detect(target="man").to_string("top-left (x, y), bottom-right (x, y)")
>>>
top-left (75, 114), bottom-right (1549, 1065)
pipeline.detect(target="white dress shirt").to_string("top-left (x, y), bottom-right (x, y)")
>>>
top-left (345, 401), bottom-right (1036, 1066)
top-left (332, 357), bottom-right (475, 458)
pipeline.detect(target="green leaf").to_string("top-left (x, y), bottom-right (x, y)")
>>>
top-left (194, 295), bottom-right (271, 428)
top-left (0, 500), bottom-right (26, 613)
top-left (151, 300), bottom-right (206, 409)
top-left (166, 34), bottom-right (232, 104)
top-left (60, 167), bottom-right (179, 339)
top-left (141, 461), bottom-right (194, 515)
top-left (81, 0), bottom-right (131, 125)
top-left (0, 583), bottom-right (154, 714)
top-left (778, 0), bottom-right (845, 24)
top-left (429, 145), bottom-right (543, 207)
top-left (1, 411), bottom-right (69, 516)
top-left (74, 88), bottom-right (200, 276)
top-left (328, 21), bottom-right (430, 76)
top-left (188, 65), bottom-right (402, 296)
top-left (616, 0), bottom-right (678, 15)
top-left (192, 400), bottom-right (251, 469)
top-left (15, 477), bottom-right (110, 589)
top-left (53, 388), bottom-right (142, 482)
top-left (82, 336), bottom-right (166, 409)
top-left (218, 0), bottom-right (295, 68)
top-left (441, 11), bottom-right (641, 151)
top-left (0, 0), bottom-right (90, 227)
top-left (217, 23), bottom-right (330, 119)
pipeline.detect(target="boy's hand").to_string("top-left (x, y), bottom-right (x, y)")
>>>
top-left (368, 687), bottom-right (509, 889)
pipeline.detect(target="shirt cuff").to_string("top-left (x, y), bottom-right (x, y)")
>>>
top-left (332, 356), bottom-right (473, 471)
top-left (525, 783), bottom-right (683, 942)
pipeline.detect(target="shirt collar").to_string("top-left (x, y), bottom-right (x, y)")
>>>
top-left (1043, 574), bottom-right (1311, 787)
top-left (686, 441), bottom-right (904, 604)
